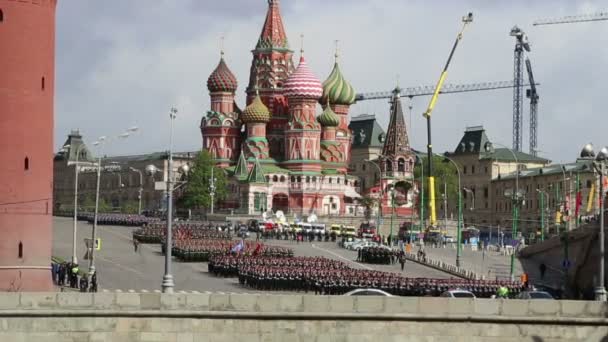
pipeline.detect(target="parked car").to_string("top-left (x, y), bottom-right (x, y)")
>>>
top-left (440, 289), bottom-right (476, 298)
top-left (444, 236), bottom-right (456, 243)
top-left (237, 226), bottom-right (250, 238)
top-left (344, 289), bottom-right (393, 296)
top-left (516, 290), bottom-right (554, 300)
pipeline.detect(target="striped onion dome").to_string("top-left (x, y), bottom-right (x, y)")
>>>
top-left (207, 56), bottom-right (238, 93)
top-left (241, 94), bottom-right (271, 123)
top-left (283, 56), bottom-right (323, 99)
top-left (317, 102), bottom-right (340, 127)
top-left (321, 61), bottom-right (356, 105)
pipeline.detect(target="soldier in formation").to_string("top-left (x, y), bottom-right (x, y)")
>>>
top-left (360, 247), bottom-right (397, 265)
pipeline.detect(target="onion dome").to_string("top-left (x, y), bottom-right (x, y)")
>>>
top-left (207, 56), bottom-right (238, 93)
top-left (580, 143), bottom-right (595, 158)
top-left (284, 56), bottom-right (323, 99)
top-left (317, 102), bottom-right (340, 127)
top-left (321, 61), bottom-right (356, 105)
top-left (241, 94), bottom-right (271, 123)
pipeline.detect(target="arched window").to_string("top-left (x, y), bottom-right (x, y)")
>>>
top-left (41, 77), bottom-right (45, 90)
top-left (297, 176), bottom-right (301, 183)
top-left (24, 157), bottom-right (29, 171)
top-left (273, 175), bottom-right (278, 182)
top-left (0, 9), bottom-right (4, 22)
top-left (18, 242), bottom-right (23, 259)
top-left (329, 178), bottom-right (333, 184)
top-left (306, 176), bottom-right (310, 183)
top-left (398, 158), bottom-right (405, 172)
top-left (386, 160), bottom-right (393, 172)
top-left (280, 176), bottom-right (285, 182)
top-left (291, 176), bottom-right (295, 183)
top-left (312, 176), bottom-right (317, 182)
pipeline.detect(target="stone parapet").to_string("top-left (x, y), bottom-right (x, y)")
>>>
top-left (0, 293), bottom-right (606, 341)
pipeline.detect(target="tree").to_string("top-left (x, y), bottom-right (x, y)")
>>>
top-left (413, 155), bottom-right (459, 218)
top-left (358, 195), bottom-right (378, 220)
top-left (181, 150), bottom-right (227, 210)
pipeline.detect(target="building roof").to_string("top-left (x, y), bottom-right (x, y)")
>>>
top-left (451, 126), bottom-right (549, 163)
top-left (54, 130), bottom-right (96, 164)
top-left (283, 55), bottom-right (323, 99)
top-left (207, 55), bottom-right (238, 93)
top-left (349, 114), bottom-right (385, 148)
top-left (321, 59), bottom-right (356, 106)
top-left (497, 160), bottom-right (594, 181)
top-left (256, 0), bottom-right (290, 51)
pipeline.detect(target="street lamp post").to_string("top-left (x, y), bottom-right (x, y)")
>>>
top-left (586, 143), bottom-right (608, 301)
top-left (463, 187), bottom-right (475, 210)
top-left (440, 154), bottom-right (462, 267)
top-left (62, 143), bottom-right (85, 264)
top-left (210, 167), bottom-right (216, 215)
top-left (89, 128), bottom-right (137, 275)
top-left (486, 142), bottom-right (521, 281)
top-left (130, 167), bottom-right (144, 215)
top-left (364, 159), bottom-right (384, 234)
top-left (536, 189), bottom-right (549, 241)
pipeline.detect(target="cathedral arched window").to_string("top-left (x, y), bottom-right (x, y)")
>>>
top-left (385, 160), bottom-right (393, 172)
top-left (306, 176), bottom-right (310, 183)
top-left (273, 175), bottom-right (278, 182)
top-left (398, 158), bottom-right (405, 172)
top-left (297, 176), bottom-right (301, 183)
top-left (280, 176), bottom-right (285, 182)
top-left (291, 176), bottom-right (295, 183)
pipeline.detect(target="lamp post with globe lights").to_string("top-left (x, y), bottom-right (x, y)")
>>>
top-left (60, 143), bottom-right (86, 264)
top-left (581, 143), bottom-right (608, 301)
top-left (89, 127), bottom-right (138, 276)
top-left (485, 142), bottom-right (523, 281)
top-left (129, 167), bottom-right (144, 215)
top-left (145, 107), bottom-right (191, 293)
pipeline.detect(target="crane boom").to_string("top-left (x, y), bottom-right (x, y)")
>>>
top-left (525, 58), bottom-right (539, 157)
top-left (534, 11), bottom-right (608, 26)
top-left (355, 80), bottom-right (539, 102)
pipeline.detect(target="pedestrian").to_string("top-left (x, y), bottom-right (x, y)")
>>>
top-left (90, 272), bottom-right (98, 293)
top-left (133, 239), bottom-right (139, 253)
top-left (71, 264), bottom-right (79, 288)
top-left (79, 275), bottom-right (89, 293)
top-left (399, 254), bottom-right (406, 271)
top-left (539, 263), bottom-right (547, 281)
top-left (357, 248), bottom-right (362, 262)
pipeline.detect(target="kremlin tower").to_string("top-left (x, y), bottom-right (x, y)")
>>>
top-left (0, 0), bottom-right (57, 291)
top-left (202, 0), bottom-right (363, 216)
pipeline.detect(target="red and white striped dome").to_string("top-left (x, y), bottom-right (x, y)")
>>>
top-left (284, 56), bottom-right (323, 99)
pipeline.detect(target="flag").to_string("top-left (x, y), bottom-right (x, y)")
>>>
top-left (587, 184), bottom-right (595, 214)
top-left (253, 242), bottom-right (262, 256)
top-left (231, 240), bottom-right (244, 253)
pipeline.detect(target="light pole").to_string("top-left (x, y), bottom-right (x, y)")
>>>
top-left (62, 143), bottom-right (85, 264)
top-left (463, 187), bottom-right (475, 210)
top-left (209, 166), bottom-right (217, 215)
top-left (585, 143), bottom-right (608, 301)
top-left (440, 153), bottom-right (462, 267)
top-left (89, 127), bottom-right (137, 275)
top-left (414, 154), bottom-right (424, 235)
top-left (486, 142), bottom-right (522, 281)
top-left (536, 189), bottom-right (549, 241)
top-left (364, 159), bottom-right (384, 232)
top-left (130, 167), bottom-right (144, 215)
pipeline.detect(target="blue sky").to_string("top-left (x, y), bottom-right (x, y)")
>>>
top-left (54, 0), bottom-right (608, 163)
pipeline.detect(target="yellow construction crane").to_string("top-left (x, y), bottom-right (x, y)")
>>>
top-left (423, 12), bottom-right (473, 228)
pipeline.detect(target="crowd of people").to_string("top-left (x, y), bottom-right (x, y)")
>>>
top-left (84, 213), bottom-right (158, 226)
top-left (358, 247), bottom-right (400, 265)
top-left (133, 222), bottom-right (231, 244)
top-left (209, 256), bottom-right (345, 278)
top-left (51, 262), bottom-right (98, 293)
top-left (172, 240), bottom-right (293, 262)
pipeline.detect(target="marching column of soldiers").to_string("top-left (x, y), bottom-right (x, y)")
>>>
top-left (209, 255), bottom-right (524, 298)
top-left (172, 240), bottom-right (293, 262)
top-left (84, 213), bottom-right (159, 226)
top-left (359, 247), bottom-right (398, 265)
top-left (261, 229), bottom-right (331, 242)
top-left (134, 222), bottom-right (232, 244)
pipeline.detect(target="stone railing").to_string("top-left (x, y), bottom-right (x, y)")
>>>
top-left (0, 292), bottom-right (606, 341)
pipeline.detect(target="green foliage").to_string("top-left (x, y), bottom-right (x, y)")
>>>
top-left (97, 198), bottom-right (112, 213)
top-left (122, 201), bottom-right (139, 214)
top-left (413, 155), bottom-right (459, 211)
top-left (181, 150), bottom-right (227, 210)
top-left (358, 195), bottom-right (378, 220)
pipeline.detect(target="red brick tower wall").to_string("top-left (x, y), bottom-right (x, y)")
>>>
top-left (0, 0), bottom-right (56, 291)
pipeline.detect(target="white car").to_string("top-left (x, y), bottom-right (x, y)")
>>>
top-left (344, 289), bottom-right (393, 297)
top-left (440, 289), bottom-right (476, 298)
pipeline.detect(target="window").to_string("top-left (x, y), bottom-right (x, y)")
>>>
top-left (471, 166), bottom-right (475, 174)
top-left (485, 166), bottom-right (488, 174)
top-left (337, 178), bottom-right (341, 184)
top-left (41, 77), bottom-right (45, 90)
top-left (18, 242), bottom-right (23, 259)
top-left (463, 166), bottom-right (467, 174)
top-left (0, 9), bottom-right (3, 22)
top-left (24, 157), bottom-right (29, 170)
top-left (272, 175), bottom-right (278, 182)
top-left (329, 178), bottom-right (333, 184)
top-left (362, 164), bottom-right (366, 171)
top-left (484, 187), bottom-right (488, 198)
top-left (280, 176), bottom-right (285, 182)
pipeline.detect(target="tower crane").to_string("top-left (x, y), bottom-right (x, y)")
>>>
top-left (525, 58), bottom-right (539, 157)
top-left (510, 25), bottom-right (530, 153)
top-left (355, 80), bottom-right (538, 102)
top-left (534, 11), bottom-right (608, 26)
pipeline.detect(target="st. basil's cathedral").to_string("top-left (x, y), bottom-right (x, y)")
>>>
top-left (201, 0), bottom-right (416, 216)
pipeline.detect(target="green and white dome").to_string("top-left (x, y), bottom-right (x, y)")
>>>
top-left (317, 102), bottom-right (340, 127)
top-left (321, 62), bottom-right (356, 106)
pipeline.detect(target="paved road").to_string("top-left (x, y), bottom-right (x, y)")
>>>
top-left (53, 217), bottom-right (454, 292)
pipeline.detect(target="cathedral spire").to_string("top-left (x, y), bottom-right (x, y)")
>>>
top-left (256, 0), bottom-right (289, 50)
top-left (382, 89), bottom-right (411, 158)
